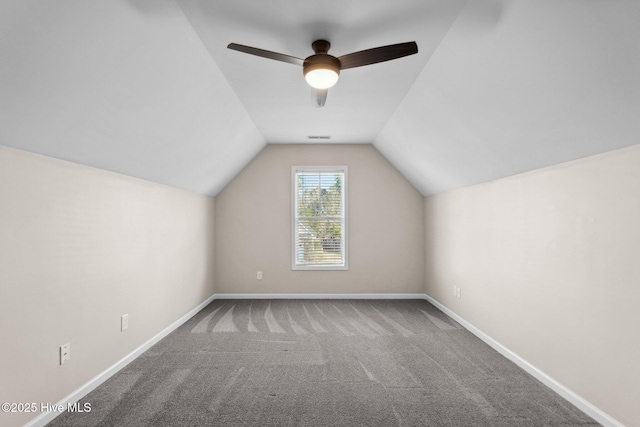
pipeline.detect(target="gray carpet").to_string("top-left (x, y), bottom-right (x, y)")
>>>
top-left (48, 299), bottom-right (598, 426)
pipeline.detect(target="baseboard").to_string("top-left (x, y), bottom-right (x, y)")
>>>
top-left (25, 293), bottom-right (216, 427)
top-left (213, 292), bottom-right (427, 300)
top-left (422, 294), bottom-right (624, 427)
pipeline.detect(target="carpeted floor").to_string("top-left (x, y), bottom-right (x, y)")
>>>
top-left (48, 299), bottom-right (598, 426)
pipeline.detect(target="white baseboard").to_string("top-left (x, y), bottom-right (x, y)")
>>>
top-left (27, 292), bottom-right (621, 427)
top-left (25, 294), bottom-right (216, 427)
top-left (422, 294), bottom-right (624, 427)
top-left (213, 292), bottom-right (427, 300)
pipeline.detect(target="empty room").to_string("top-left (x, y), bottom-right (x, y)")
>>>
top-left (1, 1), bottom-right (638, 426)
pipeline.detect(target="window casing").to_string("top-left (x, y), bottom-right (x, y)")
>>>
top-left (292, 166), bottom-right (347, 270)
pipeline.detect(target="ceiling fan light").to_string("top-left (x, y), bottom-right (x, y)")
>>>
top-left (303, 54), bottom-right (341, 89)
top-left (305, 69), bottom-right (339, 89)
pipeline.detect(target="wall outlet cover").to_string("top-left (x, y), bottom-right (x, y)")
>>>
top-left (121, 314), bottom-right (129, 331)
top-left (60, 343), bottom-right (70, 365)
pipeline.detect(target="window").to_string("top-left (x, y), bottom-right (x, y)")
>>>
top-left (292, 166), bottom-right (347, 270)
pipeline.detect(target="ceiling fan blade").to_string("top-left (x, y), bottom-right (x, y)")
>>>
top-left (338, 41), bottom-right (418, 70)
top-left (227, 43), bottom-right (304, 66)
top-left (313, 89), bottom-right (328, 108)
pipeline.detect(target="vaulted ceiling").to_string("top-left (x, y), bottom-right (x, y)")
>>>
top-left (1, 0), bottom-right (639, 196)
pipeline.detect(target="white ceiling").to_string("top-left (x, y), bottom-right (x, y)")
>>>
top-left (1, 0), bottom-right (639, 196)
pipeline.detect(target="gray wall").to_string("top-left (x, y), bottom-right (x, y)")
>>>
top-left (215, 144), bottom-right (425, 294)
top-left (0, 146), bottom-right (216, 427)
top-left (424, 145), bottom-right (640, 427)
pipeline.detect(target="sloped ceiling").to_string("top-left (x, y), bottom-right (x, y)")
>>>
top-left (1, 0), bottom-right (638, 196)
top-left (376, 0), bottom-right (640, 195)
top-left (0, 0), bottom-right (264, 195)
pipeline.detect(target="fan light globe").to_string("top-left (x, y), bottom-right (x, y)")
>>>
top-left (305, 69), bottom-right (339, 89)
top-left (303, 53), bottom-right (341, 90)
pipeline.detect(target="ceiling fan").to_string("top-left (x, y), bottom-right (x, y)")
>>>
top-left (227, 40), bottom-right (418, 107)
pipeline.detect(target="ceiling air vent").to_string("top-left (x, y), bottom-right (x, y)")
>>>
top-left (307, 135), bottom-right (331, 140)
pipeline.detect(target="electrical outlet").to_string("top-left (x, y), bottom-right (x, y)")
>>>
top-left (121, 314), bottom-right (129, 331)
top-left (453, 286), bottom-right (462, 299)
top-left (257, 271), bottom-right (263, 280)
top-left (60, 343), bottom-right (70, 365)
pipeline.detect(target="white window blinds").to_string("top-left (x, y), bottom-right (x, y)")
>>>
top-left (292, 167), bottom-right (347, 270)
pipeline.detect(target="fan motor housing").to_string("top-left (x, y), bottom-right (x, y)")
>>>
top-left (303, 54), bottom-right (341, 78)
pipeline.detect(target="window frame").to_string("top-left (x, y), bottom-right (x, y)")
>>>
top-left (291, 166), bottom-right (348, 271)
